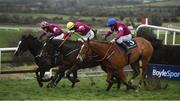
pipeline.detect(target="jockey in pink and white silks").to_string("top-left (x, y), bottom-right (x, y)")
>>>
top-left (40, 21), bottom-right (68, 40)
top-left (66, 21), bottom-right (94, 41)
top-left (104, 18), bottom-right (132, 54)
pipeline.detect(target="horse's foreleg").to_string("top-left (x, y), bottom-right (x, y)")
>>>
top-left (106, 69), bottom-right (113, 91)
top-left (70, 70), bottom-right (80, 88)
top-left (113, 75), bottom-right (121, 90)
top-left (35, 68), bottom-right (43, 87)
top-left (47, 67), bottom-right (65, 88)
top-left (39, 67), bottom-right (52, 82)
top-left (54, 71), bottom-right (65, 86)
top-left (66, 65), bottom-right (80, 85)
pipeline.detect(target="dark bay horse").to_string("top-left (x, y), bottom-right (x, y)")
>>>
top-left (14, 34), bottom-right (51, 87)
top-left (40, 39), bottom-right (121, 89)
top-left (77, 37), bottom-right (154, 90)
top-left (14, 35), bottom-right (77, 87)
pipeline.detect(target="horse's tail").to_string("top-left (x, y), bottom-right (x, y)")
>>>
top-left (136, 27), bottom-right (163, 50)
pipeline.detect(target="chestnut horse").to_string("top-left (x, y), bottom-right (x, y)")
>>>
top-left (77, 37), bottom-right (154, 90)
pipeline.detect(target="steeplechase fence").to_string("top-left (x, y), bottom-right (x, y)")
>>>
top-left (136, 24), bottom-right (180, 80)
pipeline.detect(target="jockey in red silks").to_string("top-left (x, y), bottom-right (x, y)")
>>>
top-left (66, 21), bottom-right (95, 41)
top-left (103, 18), bottom-right (132, 55)
top-left (39, 21), bottom-right (69, 60)
top-left (40, 21), bottom-right (68, 40)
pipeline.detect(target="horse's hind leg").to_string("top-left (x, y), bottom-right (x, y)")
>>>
top-left (129, 63), bottom-right (140, 85)
top-left (138, 58), bottom-right (149, 88)
top-left (106, 70), bottom-right (113, 91)
top-left (118, 68), bottom-right (136, 91)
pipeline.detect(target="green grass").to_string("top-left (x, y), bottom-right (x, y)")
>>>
top-left (0, 29), bottom-right (22, 47)
top-left (0, 77), bottom-right (179, 100)
top-left (0, 29), bottom-right (23, 62)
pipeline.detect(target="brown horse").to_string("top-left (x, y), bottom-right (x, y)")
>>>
top-left (77, 37), bottom-right (154, 90)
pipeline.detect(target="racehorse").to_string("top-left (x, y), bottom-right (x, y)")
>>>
top-left (77, 37), bottom-right (154, 90)
top-left (14, 34), bottom-right (77, 87)
top-left (40, 38), bottom-right (121, 90)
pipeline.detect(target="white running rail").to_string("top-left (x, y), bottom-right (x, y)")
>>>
top-left (136, 24), bottom-right (180, 45)
top-left (0, 47), bottom-right (17, 70)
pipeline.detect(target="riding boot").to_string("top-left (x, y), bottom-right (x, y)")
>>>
top-left (120, 42), bottom-right (131, 64)
top-left (120, 42), bottom-right (131, 55)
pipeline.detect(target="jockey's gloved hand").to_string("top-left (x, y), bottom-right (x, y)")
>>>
top-left (68, 30), bottom-right (75, 34)
top-left (68, 30), bottom-right (75, 33)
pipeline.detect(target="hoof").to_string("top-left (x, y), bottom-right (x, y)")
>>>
top-left (71, 83), bottom-right (75, 88)
top-left (39, 83), bottom-right (43, 87)
top-left (74, 79), bottom-right (80, 83)
top-left (91, 82), bottom-right (96, 86)
top-left (47, 83), bottom-right (56, 88)
top-left (135, 89), bottom-right (139, 92)
top-left (128, 81), bottom-right (132, 85)
top-left (126, 85), bottom-right (136, 91)
top-left (106, 79), bottom-right (113, 84)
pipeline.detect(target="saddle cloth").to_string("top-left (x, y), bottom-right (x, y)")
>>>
top-left (116, 40), bottom-right (137, 49)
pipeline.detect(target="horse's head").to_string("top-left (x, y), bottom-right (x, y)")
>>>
top-left (77, 39), bottom-right (92, 62)
top-left (14, 34), bottom-right (37, 56)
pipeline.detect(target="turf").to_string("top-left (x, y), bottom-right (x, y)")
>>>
top-left (0, 77), bottom-right (179, 100)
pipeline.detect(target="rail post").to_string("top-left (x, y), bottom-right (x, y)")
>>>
top-left (173, 32), bottom-right (176, 45)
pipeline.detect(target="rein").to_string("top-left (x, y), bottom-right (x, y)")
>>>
top-left (65, 48), bottom-right (80, 56)
top-left (58, 34), bottom-right (71, 48)
top-left (96, 42), bottom-right (115, 62)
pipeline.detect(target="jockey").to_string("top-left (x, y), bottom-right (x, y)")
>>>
top-left (104, 18), bottom-right (132, 55)
top-left (40, 21), bottom-right (68, 40)
top-left (40, 21), bottom-right (68, 62)
top-left (66, 21), bottom-right (95, 41)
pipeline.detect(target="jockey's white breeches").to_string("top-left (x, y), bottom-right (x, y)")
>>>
top-left (53, 33), bottom-right (65, 40)
top-left (78, 30), bottom-right (95, 41)
top-left (116, 34), bottom-right (132, 44)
